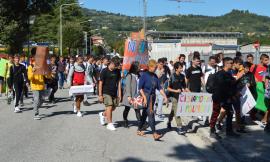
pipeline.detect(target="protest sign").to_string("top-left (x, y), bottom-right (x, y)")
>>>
top-left (240, 86), bottom-right (256, 116)
top-left (69, 85), bottom-right (94, 96)
top-left (0, 58), bottom-right (9, 78)
top-left (176, 92), bottom-right (213, 117)
top-left (34, 46), bottom-right (50, 75)
top-left (122, 39), bottom-right (149, 70)
top-left (255, 82), bottom-right (267, 112)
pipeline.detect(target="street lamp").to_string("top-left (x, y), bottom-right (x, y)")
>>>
top-left (80, 19), bottom-right (92, 55)
top-left (59, 2), bottom-right (83, 56)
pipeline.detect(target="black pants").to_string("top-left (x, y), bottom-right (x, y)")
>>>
top-left (47, 81), bottom-right (58, 102)
top-left (138, 95), bottom-right (156, 133)
top-left (123, 106), bottom-right (141, 121)
top-left (13, 83), bottom-right (23, 107)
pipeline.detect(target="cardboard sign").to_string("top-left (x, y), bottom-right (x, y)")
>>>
top-left (34, 46), bottom-right (49, 75)
top-left (69, 85), bottom-right (94, 96)
top-left (176, 92), bottom-right (213, 117)
top-left (240, 86), bottom-right (256, 116)
top-left (122, 39), bottom-right (149, 70)
top-left (0, 58), bottom-right (9, 78)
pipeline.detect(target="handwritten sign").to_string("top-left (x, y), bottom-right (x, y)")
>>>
top-left (176, 92), bottom-right (213, 117)
top-left (34, 46), bottom-right (50, 75)
top-left (122, 39), bottom-right (149, 70)
top-left (240, 86), bottom-right (256, 116)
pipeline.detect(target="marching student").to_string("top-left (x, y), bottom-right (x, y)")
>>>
top-left (57, 56), bottom-right (66, 89)
top-left (167, 62), bottom-right (190, 135)
top-left (122, 61), bottom-right (141, 128)
top-left (47, 55), bottom-right (58, 104)
top-left (83, 55), bottom-right (96, 106)
top-left (67, 55), bottom-right (87, 117)
top-left (137, 59), bottom-right (168, 141)
top-left (28, 52), bottom-right (48, 120)
top-left (98, 57), bottom-right (121, 131)
top-left (8, 55), bottom-right (28, 113)
top-left (209, 57), bottom-right (243, 139)
top-left (186, 56), bottom-right (204, 93)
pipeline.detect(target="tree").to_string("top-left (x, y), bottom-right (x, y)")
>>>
top-left (62, 22), bottom-right (84, 55)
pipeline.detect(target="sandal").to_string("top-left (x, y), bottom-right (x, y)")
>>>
top-left (137, 131), bottom-right (146, 137)
top-left (153, 133), bottom-right (163, 141)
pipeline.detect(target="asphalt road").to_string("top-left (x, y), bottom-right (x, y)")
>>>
top-left (0, 89), bottom-right (228, 162)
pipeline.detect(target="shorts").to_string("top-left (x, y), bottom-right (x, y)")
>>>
top-left (103, 94), bottom-right (119, 108)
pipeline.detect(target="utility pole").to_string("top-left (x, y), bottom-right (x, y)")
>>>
top-left (143, 0), bottom-right (147, 38)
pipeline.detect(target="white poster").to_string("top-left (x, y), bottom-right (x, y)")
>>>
top-left (176, 92), bottom-right (213, 117)
top-left (240, 86), bottom-right (256, 116)
top-left (69, 85), bottom-right (94, 96)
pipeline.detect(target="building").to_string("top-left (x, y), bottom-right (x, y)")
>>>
top-left (91, 36), bottom-right (104, 46)
top-left (146, 31), bottom-right (242, 61)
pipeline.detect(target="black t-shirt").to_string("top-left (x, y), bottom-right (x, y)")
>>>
top-left (100, 68), bottom-right (121, 97)
top-left (186, 66), bottom-right (203, 92)
top-left (169, 73), bottom-right (186, 99)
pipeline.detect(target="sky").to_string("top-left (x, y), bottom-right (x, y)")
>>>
top-left (82, 0), bottom-right (270, 17)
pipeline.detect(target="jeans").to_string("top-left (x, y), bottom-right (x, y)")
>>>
top-left (210, 101), bottom-right (233, 132)
top-left (58, 72), bottom-right (65, 88)
top-left (138, 95), bottom-right (156, 133)
top-left (154, 90), bottom-right (164, 116)
top-left (33, 90), bottom-right (44, 116)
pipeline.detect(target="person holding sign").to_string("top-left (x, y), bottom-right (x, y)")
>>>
top-left (137, 59), bottom-right (168, 141)
top-left (167, 62), bottom-right (190, 135)
top-left (67, 55), bottom-right (87, 117)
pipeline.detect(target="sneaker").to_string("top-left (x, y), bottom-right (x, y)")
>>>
top-left (157, 115), bottom-right (165, 121)
top-left (107, 123), bottom-right (116, 131)
top-left (77, 111), bottom-right (83, 117)
top-left (210, 132), bottom-right (222, 140)
top-left (14, 107), bottom-right (21, 113)
top-left (99, 112), bottom-right (106, 126)
top-left (177, 127), bottom-right (186, 135)
top-left (83, 101), bottom-right (91, 106)
top-left (215, 122), bottom-right (223, 132)
top-left (34, 115), bottom-right (42, 120)
top-left (73, 104), bottom-right (77, 113)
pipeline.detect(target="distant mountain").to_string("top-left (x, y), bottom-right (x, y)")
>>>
top-left (82, 9), bottom-right (270, 45)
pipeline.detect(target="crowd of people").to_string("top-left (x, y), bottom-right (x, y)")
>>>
top-left (0, 49), bottom-right (270, 141)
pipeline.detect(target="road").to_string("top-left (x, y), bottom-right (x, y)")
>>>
top-left (0, 89), bottom-right (232, 162)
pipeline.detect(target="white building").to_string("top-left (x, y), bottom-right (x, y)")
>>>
top-left (147, 31), bottom-right (242, 61)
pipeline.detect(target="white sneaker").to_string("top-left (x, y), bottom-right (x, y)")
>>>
top-left (107, 123), bottom-right (116, 131)
top-left (77, 111), bottom-right (83, 117)
top-left (73, 103), bottom-right (77, 113)
top-left (99, 112), bottom-right (106, 126)
top-left (14, 107), bottom-right (21, 113)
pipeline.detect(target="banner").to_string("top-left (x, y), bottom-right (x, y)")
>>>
top-left (255, 82), bottom-right (267, 112)
top-left (122, 39), bottom-right (149, 70)
top-left (240, 86), bottom-right (256, 116)
top-left (69, 85), bottom-right (94, 96)
top-left (176, 92), bottom-right (213, 117)
top-left (34, 46), bottom-right (50, 75)
top-left (0, 58), bottom-right (9, 78)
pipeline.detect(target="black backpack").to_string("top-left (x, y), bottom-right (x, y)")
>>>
top-left (206, 73), bottom-right (217, 94)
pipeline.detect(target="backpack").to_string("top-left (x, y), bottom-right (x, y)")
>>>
top-left (206, 73), bottom-right (217, 94)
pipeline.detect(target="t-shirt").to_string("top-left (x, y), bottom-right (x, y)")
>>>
top-left (186, 66), bottom-right (203, 92)
top-left (100, 68), bottom-right (121, 97)
top-left (139, 71), bottom-right (161, 95)
top-left (169, 73), bottom-right (186, 99)
top-left (250, 64), bottom-right (267, 82)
